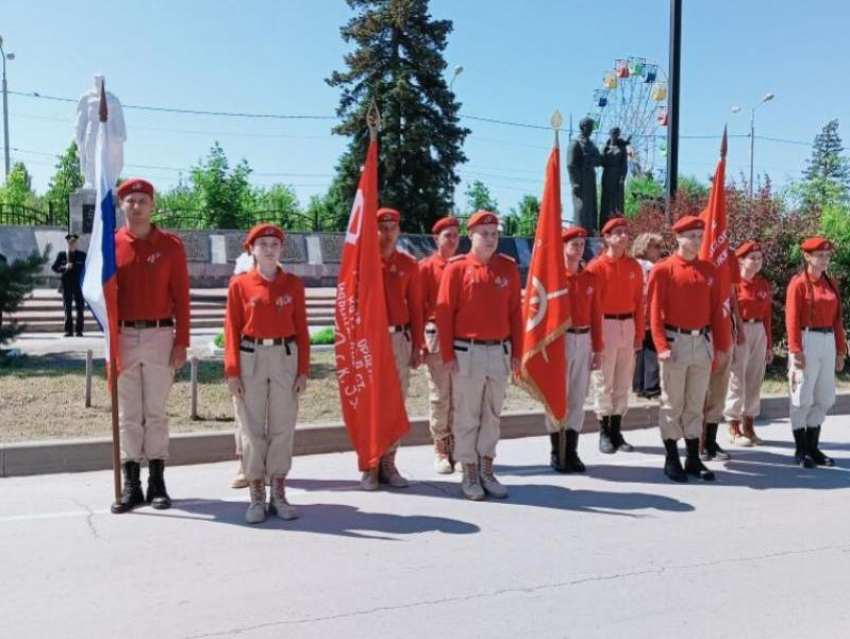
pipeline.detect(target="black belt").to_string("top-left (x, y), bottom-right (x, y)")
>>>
top-left (743, 318), bottom-right (764, 324)
top-left (567, 326), bottom-right (590, 334)
top-left (240, 335), bottom-right (297, 355)
top-left (389, 324), bottom-right (410, 334)
top-left (803, 327), bottom-right (833, 334)
top-left (425, 328), bottom-right (437, 335)
top-left (120, 318), bottom-right (173, 329)
top-left (665, 324), bottom-right (709, 336)
top-left (454, 337), bottom-right (508, 346)
top-left (604, 313), bottom-right (634, 321)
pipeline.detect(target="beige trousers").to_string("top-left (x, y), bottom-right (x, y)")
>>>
top-left (382, 329), bottom-right (412, 457)
top-left (235, 343), bottom-right (299, 481)
top-left (118, 326), bottom-right (174, 463)
top-left (593, 318), bottom-right (636, 417)
top-left (659, 331), bottom-right (713, 440)
top-left (546, 332), bottom-right (592, 433)
top-left (704, 332), bottom-right (733, 424)
top-left (789, 331), bottom-right (836, 430)
top-left (424, 322), bottom-right (453, 441)
top-left (725, 322), bottom-right (768, 421)
top-left (451, 341), bottom-right (510, 463)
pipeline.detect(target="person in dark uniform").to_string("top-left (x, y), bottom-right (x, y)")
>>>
top-left (51, 233), bottom-right (87, 337)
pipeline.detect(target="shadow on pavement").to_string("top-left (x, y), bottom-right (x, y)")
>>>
top-left (287, 477), bottom-right (694, 517)
top-left (134, 499), bottom-right (480, 540)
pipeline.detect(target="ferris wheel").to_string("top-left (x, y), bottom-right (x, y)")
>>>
top-left (587, 56), bottom-right (669, 179)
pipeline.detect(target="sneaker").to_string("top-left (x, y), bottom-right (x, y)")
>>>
top-left (433, 438), bottom-right (453, 474)
top-left (742, 417), bottom-right (764, 446)
top-left (231, 460), bottom-right (248, 489)
top-left (479, 456), bottom-right (508, 499)
top-left (245, 480), bottom-right (267, 524)
top-left (728, 420), bottom-right (753, 447)
top-left (461, 463), bottom-right (485, 501)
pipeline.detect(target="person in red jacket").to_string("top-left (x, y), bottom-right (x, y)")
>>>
top-left (647, 216), bottom-right (730, 482)
top-left (586, 217), bottom-right (643, 454)
top-left (359, 208), bottom-right (424, 491)
top-left (110, 178), bottom-right (191, 514)
top-left (224, 224), bottom-right (310, 524)
top-left (419, 215), bottom-right (461, 473)
top-left (724, 242), bottom-right (773, 446)
top-left (785, 237), bottom-right (846, 468)
top-left (547, 227), bottom-right (603, 473)
top-left (436, 211), bottom-right (522, 501)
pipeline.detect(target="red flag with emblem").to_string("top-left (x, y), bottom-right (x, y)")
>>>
top-left (699, 127), bottom-right (733, 315)
top-left (518, 144), bottom-right (572, 427)
top-left (334, 133), bottom-right (411, 471)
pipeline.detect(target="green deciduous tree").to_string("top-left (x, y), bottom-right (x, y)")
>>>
top-left (45, 142), bottom-right (84, 224)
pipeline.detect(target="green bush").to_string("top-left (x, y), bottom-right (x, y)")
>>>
top-left (310, 327), bottom-right (336, 345)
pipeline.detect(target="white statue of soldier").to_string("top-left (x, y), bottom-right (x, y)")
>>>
top-left (74, 74), bottom-right (127, 188)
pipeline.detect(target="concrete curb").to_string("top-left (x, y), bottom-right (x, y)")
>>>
top-left (3, 394), bottom-right (849, 477)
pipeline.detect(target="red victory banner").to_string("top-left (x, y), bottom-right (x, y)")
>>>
top-left (699, 127), bottom-right (733, 319)
top-left (334, 105), bottom-right (410, 471)
top-left (518, 112), bottom-right (572, 427)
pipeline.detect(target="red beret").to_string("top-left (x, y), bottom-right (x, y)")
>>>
top-left (243, 223), bottom-right (285, 250)
top-left (735, 241), bottom-right (763, 258)
top-left (562, 227), bottom-right (588, 242)
top-left (377, 208), bottom-right (401, 224)
top-left (601, 217), bottom-right (629, 235)
top-left (117, 178), bottom-right (154, 200)
top-left (672, 215), bottom-right (705, 234)
top-left (800, 237), bottom-right (834, 253)
top-left (467, 210), bottom-right (499, 229)
top-left (432, 216), bottom-right (460, 234)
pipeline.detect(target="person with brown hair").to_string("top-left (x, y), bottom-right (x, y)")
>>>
top-left (631, 232), bottom-right (664, 399)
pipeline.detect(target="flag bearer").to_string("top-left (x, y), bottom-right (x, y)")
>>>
top-left (647, 216), bottom-right (730, 482)
top-left (436, 211), bottom-right (522, 501)
top-left (111, 178), bottom-right (190, 514)
top-left (420, 215), bottom-right (462, 473)
top-left (224, 224), bottom-right (310, 524)
top-left (359, 208), bottom-right (424, 490)
top-left (548, 227), bottom-right (603, 473)
top-left (785, 237), bottom-right (846, 468)
top-left (586, 217), bottom-right (643, 454)
top-left (724, 242), bottom-right (772, 447)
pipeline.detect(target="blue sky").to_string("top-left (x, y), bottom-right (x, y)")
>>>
top-left (2, 0), bottom-right (847, 221)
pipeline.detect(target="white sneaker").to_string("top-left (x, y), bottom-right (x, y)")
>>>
top-left (479, 456), bottom-right (508, 499)
top-left (360, 468), bottom-right (379, 491)
top-left (434, 439), bottom-right (453, 474)
top-left (231, 460), bottom-right (248, 489)
top-left (245, 480), bottom-right (266, 524)
top-left (461, 463), bottom-right (485, 501)
top-left (269, 475), bottom-right (299, 521)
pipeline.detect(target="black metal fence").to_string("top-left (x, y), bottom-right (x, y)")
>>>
top-left (0, 202), bottom-right (64, 226)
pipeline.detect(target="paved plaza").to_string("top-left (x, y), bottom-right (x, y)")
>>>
top-left (1, 416), bottom-right (849, 638)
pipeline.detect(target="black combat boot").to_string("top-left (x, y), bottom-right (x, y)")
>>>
top-left (598, 416), bottom-right (615, 454)
top-left (806, 426), bottom-right (834, 467)
top-left (111, 461), bottom-right (145, 514)
top-left (701, 423), bottom-right (731, 461)
top-left (549, 432), bottom-right (569, 473)
top-left (793, 428), bottom-right (815, 468)
top-left (609, 415), bottom-right (634, 452)
top-left (684, 438), bottom-right (715, 481)
top-left (663, 439), bottom-right (687, 483)
top-left (146, 459), bottom-right (172, 510)
top-left (564, 429), bottom-right (586, 473)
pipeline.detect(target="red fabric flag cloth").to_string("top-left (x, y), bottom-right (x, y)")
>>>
top-left (334, 138), bottom-right (411, 471)
top-left (518, 147), bottom-right (572, 427)
top-left (698, 137), bottom-right (734, 318)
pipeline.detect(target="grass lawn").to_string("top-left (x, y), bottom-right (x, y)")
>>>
top-left (1, 351), bottom-right (847, 444)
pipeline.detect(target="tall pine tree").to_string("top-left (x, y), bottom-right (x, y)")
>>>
top-left (326, 0), bottom-right (469, 233)
top-left (803, 119), bottom-right (850, 204)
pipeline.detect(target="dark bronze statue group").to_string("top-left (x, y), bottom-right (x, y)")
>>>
top-left (567, 118), bottom-right (629, 232)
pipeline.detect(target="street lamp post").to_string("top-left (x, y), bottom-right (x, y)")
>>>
top-left (0, 36), bottom-right (13, 178)
top-left (449, 65), bottom-right (464, 90)
top-left (732, 92), bottom-right (775, 198)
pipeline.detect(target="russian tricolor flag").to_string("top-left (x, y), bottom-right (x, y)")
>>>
top-left (82, 79), bottom-right (120, 385)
